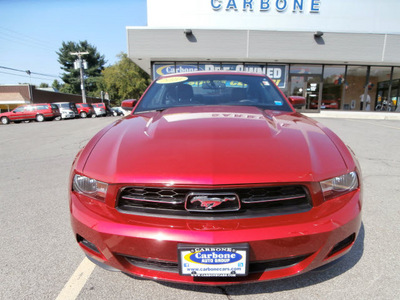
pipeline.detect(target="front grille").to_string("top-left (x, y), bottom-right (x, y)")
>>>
top-left (116, 185), bottom-right (311, 219)
top-left (122, 254), bottom-right (311, 274)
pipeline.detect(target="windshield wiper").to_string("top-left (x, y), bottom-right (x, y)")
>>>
top-left (135, 107), bottom-right (169, 114)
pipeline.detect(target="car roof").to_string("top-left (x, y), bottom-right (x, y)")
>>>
top-left (157, 71), bottom-right (267, 80)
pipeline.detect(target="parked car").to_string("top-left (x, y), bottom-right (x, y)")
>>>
top-left (110, 107), bottom-right (125, 116)
top-left (76, 103), bottom-right (96, 118)
top-left (92, 102), bottom-right (113, 116)
top-left (91, 105), bottom-right (106, 117)
top-left (0, 103), bottom-right (61, 124)
top-left (310, 94), bottom-right (340, 109)
top-left (70, 72), bottom-right (362, 285)
top-left (53, 102), bottom-right (79, 119)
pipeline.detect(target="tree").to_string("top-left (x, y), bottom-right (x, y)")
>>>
top-left (99, 53), bottom-right (151, 105)
top-left (52, 79), bottom-right (62, 91)
top-left (56, 40), bottom-right (106, 95)
top-left (39, 83), bottom-right (49, 88)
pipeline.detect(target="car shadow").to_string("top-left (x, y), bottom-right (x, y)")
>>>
top-left (155, 222), bottom-right (365, 295)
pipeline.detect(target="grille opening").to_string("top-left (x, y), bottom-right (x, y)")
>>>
top-left (122, 253), bottom-right (311, 274)
top-left (327, 233), bottom-right (356, 258)
top-left (77, 234), bottom-right (101, 254)
top-left (248, 254), bottom-right (311, 273)
top-left (123, 256), bottom-right (178, 273)
top-left (116, 185), bottom-right (311, 219)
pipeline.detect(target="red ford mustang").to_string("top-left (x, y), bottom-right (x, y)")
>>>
top-left (70, 72), bottom-right (362, 285)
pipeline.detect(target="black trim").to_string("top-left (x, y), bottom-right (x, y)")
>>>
top-left (121, 253), bottom-right (312, 275)
top-left (116, 185), bottom-right (312, 219)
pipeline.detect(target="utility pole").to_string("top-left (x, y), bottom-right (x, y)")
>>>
top-left (70, 51), bottom-right (89, 103)
top-left (26, 70), bottom-right (33, 103)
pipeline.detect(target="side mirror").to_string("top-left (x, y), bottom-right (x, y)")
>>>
top-left (288, 96), bottom-right (306, 109)
top-left (121, 99), bottom-right (137, 111)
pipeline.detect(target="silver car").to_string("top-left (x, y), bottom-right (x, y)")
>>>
top-left (53, 102), bottom-right (78, 119)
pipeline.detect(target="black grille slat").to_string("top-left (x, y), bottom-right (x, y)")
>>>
top-left (122, 254), bottom-right (311, 274)
top-left (116, 185), bottom-right (311, 219)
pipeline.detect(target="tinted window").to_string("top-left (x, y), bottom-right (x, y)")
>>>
top-left (13, 106), bottom-right (26, 113)
top-left (135, 74), bottom-right (291, 113)
top-left (35, 105), bottom-right (49, 110)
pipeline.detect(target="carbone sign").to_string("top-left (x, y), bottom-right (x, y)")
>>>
top-left (211, 0), bottom-right (321, 13)
top-left (186, 250), bottom-right (242, 264)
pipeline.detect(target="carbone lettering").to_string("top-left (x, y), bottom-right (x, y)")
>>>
top-left (188, 250), bottom-right (243, 264)
top-left (195, 252), bottom-right (237, 259)
top-left (211, 0), bottom-right (321, 13)
top-left (195, 247), bottom-right (233, 252)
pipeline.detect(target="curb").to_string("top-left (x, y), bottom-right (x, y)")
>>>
top-left (303, 111), bottom-right (400, 120)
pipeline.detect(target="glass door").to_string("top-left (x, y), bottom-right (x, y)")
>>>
top-left (290, 75), bottom-right (322, 111)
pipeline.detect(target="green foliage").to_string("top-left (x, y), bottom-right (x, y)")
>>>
top-left (52, 80), bottom-right (62, 91)
top-left (99, 53), bottom-right (151, 105)
top-left (39, 83), bottom-right (49, 88)
top-left (56, 40), bottom-right (106, 95)
top-left (59, 83), bottom-right (77, 94)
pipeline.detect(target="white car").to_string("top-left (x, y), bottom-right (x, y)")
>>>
top-left (53, 102), bottom-right (78, 119)
top-left (93, 106), bottom-right (106, 117)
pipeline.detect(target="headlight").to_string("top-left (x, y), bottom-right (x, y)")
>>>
top-left (72, 174), bottom-right (108, 201)
top-left (320, 171), bottom-right (359, 201)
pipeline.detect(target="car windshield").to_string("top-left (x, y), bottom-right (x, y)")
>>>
top-left (134, 74), bottom-right (292, 113)
top-left (60, 103), bottom-right (70, 109)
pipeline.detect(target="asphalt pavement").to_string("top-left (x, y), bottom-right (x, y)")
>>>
top-left (0, 115), bottom-right (399, 299)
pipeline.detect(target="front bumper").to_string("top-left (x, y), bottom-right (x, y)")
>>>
top-left (70, 190), bottom-right (361, 285)
top-left (61, 112), bottom-right (75, 119)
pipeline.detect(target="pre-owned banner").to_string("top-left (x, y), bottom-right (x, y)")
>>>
top-left (153, 63), bottom-right (287, 88)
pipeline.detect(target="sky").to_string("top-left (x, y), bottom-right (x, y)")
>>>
top-left (0, 0), bottom-right (147, 86)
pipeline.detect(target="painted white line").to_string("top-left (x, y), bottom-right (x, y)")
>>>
top-left (350, 119), bottom-right (400, 130)
top-left (55, 257), bottom-right (96, 300)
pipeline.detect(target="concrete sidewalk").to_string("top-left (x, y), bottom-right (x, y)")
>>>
top-left (303, 110), bottom-right (400, 120)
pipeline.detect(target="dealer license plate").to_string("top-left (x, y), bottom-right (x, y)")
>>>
top-left (178, 244), bottom-right (249, 277)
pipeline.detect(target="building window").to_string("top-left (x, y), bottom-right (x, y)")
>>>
top-left (369, 66), bottom-right (392, 111)
top-left (322, 66), bottom-right (346, 110)
top-left (289, 64), bottom-right (323, 110)
top-left (344, 66), bottom-right (368, 111)
top-left (388, 67), bottom-right (400, 111)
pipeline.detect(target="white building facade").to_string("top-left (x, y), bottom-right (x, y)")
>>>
top-left (127, 0), bottom-right (400, 111)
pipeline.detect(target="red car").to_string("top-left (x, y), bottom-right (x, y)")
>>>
top-left (310, 94), bottom-right (340, 109)
top-left (70, 72), bottom-right (362, 285)
top-left (92, 102), bottom-right (113, 116)
top-left (76, 103), bottom-right (96, 118)
top-left (0, 103), bottom-right (61, 124)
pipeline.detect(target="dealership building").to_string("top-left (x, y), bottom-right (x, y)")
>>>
top-left (127, 0), bottom-right (400, 112)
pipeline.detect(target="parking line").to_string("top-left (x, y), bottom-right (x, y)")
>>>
top-left (55, 258), bottom-right (96, 300)
top-left (350, 119), bottom-right (400, 130)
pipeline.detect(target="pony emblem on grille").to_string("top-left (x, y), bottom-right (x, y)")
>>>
top-left (191, 196), bottom-right (236, 209)
top-left (185, 193), bottom-right (240, 212)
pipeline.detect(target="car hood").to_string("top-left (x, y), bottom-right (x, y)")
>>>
top-left (82, 106), bottom-right (349, 185)
top-left (0, 111), bottom-right (13, 117)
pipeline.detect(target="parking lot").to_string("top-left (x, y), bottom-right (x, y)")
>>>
top-left (1, 116), bottom-right (399, 299)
